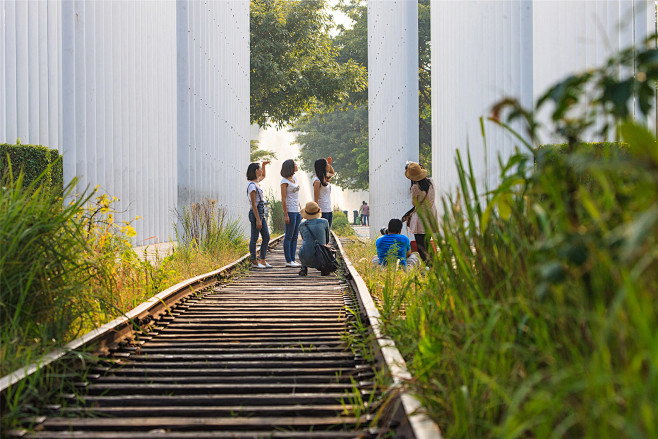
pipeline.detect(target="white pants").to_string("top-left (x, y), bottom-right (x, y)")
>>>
top-left (371, 253), bottom-right (420, 269)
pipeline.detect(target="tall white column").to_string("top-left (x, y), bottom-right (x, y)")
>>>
top-left (368, 0), bottom-right (419, 238)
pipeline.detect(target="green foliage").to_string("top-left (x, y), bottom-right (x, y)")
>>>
top-left (293, 104), bottom-right (369, 190)
top-left (175, 199), bottom-right (246, 253)
top-left (293, 0), bottom-right (432, 190)
top-left (354, 33), bottom-right (658, 438)
top-left (0, 167), bottom-right (111, 377)
top-left (0, 141), bottom-right (63, 191)
top-left (250, 139), bottom-right (277, 163)
top-left (250, 0), bottom-right (367, 128)
top-left (1, 187), bottom-right (249, 430)
top-left (264, 190), bottom-right (285, 235)
top-left (331, 210), bottom-right (354, 236)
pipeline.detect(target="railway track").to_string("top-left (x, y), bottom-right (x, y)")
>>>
top-left (3, 235), bottom-right (440, 438)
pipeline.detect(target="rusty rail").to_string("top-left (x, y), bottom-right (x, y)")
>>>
top-left (332, 231), bottom-right (442, 439)
top-left (0, 236), bottom-right (284, 397)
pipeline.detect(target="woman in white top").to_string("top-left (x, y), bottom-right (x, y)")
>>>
top-left (246, 161), bottom-right (271, 269)
top-left (280, 159), bottom-right (302, 267)
top-left (312, 157), bottom-right (335, 227)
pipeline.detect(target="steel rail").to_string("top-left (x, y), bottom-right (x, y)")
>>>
top-left (3, 231), bottom-right (440, 438)
top-left (332, 231), bottom-right (443, 439)
top-left (0, 235), bottom-right (284, 396)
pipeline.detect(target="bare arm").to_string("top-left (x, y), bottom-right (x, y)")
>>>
top-left (325, 159), bottom-right (335, 181)
top-left (281, 183), bottom-right (289, 224)
top-left (313, 180), bottom-right (320, 204)
top-left (259, 160), bottom-right (270, 181)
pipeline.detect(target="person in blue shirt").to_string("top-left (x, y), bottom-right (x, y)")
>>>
top-left (372, 218), bottom-right (421, 269)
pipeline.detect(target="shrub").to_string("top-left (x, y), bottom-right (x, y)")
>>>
top-left (263, 190), bottom-right (285, 235)
top-left (0, 140), bottom-right (63, 191)
top-left (332, 210), bottom-right (354, 236)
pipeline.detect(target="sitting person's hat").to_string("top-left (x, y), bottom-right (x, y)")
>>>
top-left (301, 201), bottom-right (322, 220)
top-left (404, 161), bottom-right (427, 181)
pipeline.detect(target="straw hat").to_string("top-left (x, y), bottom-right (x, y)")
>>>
top-left (301, 201), bottom-right (322, 220)
top-left (404, 162), bottom-right (428, 181)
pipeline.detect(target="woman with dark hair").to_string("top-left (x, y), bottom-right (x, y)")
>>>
top-left (246, 160), bottom-right (271, 269)
top-left (312, 157), bottom-right (335, 227)
top-left (280, 159), bottom-right (302, 267)
top-left (403, 162), bottom-right (437, 263)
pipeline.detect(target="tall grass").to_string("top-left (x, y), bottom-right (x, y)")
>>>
top-left (343, 35), bottom-right (658, 437)
top-left (0, 168), bottom-right (112, 376)
top-left (172, 199), bottom-right (247, 278)
top-left (1, 180), bottom-right (248, 430)
top-left (374, 133), bottom-right (657, 437)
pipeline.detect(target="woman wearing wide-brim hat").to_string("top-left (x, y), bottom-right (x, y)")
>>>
top-left (403, 162), bottom-right (437, 263)
top-left (298, 201), bottom-right (331, 276)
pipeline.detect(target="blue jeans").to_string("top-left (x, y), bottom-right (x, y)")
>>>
top-left (361, 214), bottom-right (369, 226)
top-left (283, 212), bottom-right (301, 262)
top-left (322, 212), bottom-right (333, 228)
top-left (248, 203), bottom-right (270, 261)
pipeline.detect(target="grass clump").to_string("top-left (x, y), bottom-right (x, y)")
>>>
top-left (342, 239), bottom-right (427, 316)
top-left (1, 164), bottom-right (247, 431)
top-left (172, 199), bottom-right (247, 279)
top-left (332, 210), bottom-right (355, 237)
top-left (344, 36), bottom-right (658, 437)
top-left (0, 170), bottom-right (112, 377)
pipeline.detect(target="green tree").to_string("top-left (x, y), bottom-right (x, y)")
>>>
top-left (250, 0), bottom-right (367, 128)
top-left (293, 0), bottom-right (431, 190)
top-left (292, 105), bottom-right (368, 191)
top-left (249, 140), bottom-right (277, 163)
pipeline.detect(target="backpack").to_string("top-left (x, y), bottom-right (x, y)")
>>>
top-left (303, 223), bottom-right (338, 273)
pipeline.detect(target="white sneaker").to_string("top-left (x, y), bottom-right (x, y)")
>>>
top-left (285, 261), bottom-right (301, 267)
top-left (263, 262), bottom-right (273, 268)
top-left (251, 262), bottom-right (266, 269)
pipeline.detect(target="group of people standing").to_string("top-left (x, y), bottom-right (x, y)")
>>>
top-left (246, 157), bottom-right (437, 275)
top-left (246, 157), bottom-right (335, 276)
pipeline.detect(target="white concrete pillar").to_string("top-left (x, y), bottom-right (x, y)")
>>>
top-left (368, 0), bottom-right (419, 238)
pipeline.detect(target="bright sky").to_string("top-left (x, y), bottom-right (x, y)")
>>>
top-left (327, 0), bottom-right (354, 35)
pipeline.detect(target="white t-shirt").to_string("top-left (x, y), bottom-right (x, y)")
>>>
top-left (280, 176), bottom-right (300, 213)
top-left (247, 180), bottom-right (264, 204)
top-left (312, 176), bottom-right (331, 212)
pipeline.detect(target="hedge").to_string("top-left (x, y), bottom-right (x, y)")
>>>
top-left (0, 141), bottom-right (63, 190)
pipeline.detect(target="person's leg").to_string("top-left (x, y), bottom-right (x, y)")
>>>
top-left (283, 216), bottom-right (294, 263)
top-left (371, 255), bottom-right (380, 266)
top-left (259, 212), bottom-right (270, 262)
top-left (364, 214), bottom-right (369, 226)
top-left (414, 233), bottom-right (429, 262)
top-left (405, 253), bottom-right (421, 269)
top-left (290, 213), bottom-right (301, 262)
top-left (248, 210), bottom-right (258, 263)
top-left (322, 212), bottom-right (333, 228)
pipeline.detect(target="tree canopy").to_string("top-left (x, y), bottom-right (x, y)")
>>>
top-left (292, 0), bottom-right (431, 190)
top-left (292, 105), bottom-right (368, 191)
top-left (250, 0), bottom-right (367, 128)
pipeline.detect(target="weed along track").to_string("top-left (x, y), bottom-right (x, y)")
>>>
top-left (4, 237), bottom-right (421, 438)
